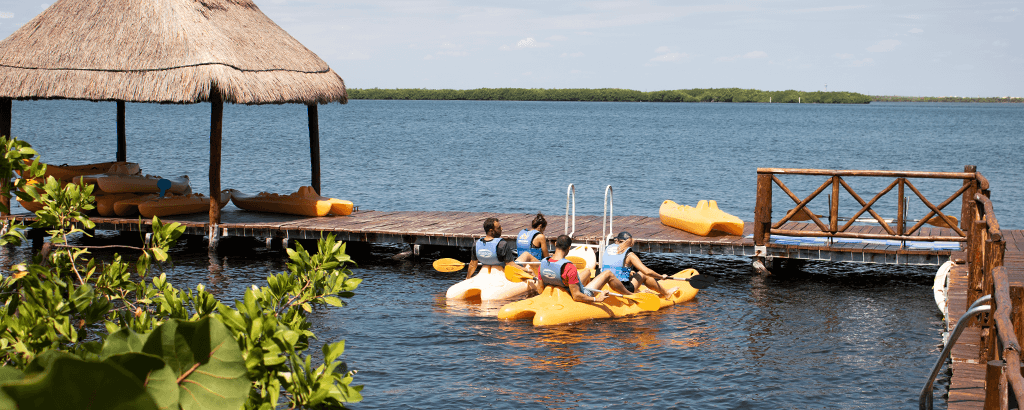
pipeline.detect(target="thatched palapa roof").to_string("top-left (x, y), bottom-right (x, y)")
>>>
top-left (0, 0), bottom-right (346, 105)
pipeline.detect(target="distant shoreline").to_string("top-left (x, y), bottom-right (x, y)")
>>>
top-left (345, 88), bottom-right (1024, 104)
top-left (346, 88), bottom-right (872, 104)
top-left (869, 95), bottom-right (1023, 103)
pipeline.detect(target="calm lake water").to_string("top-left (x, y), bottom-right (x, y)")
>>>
top-left (5, 100), bottom-right (1023, 408)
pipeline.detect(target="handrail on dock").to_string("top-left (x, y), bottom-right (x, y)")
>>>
top-left (753, 166), bottom-right (985, 247)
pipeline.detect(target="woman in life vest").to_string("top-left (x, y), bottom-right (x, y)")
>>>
top-left (519, 235), bottom-right (634, 302)
top-left (516, 213), bottom-right (549, 267)
top-left (466, 217), bottom-right (518, 280)
top-left (601, 231), bottom-right (677, 298)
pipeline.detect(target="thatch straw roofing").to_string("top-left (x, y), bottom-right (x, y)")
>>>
top-left (0, 0), bottom-right (346, 104)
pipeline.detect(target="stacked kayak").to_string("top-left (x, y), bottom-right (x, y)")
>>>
top-left (497, 270), bottom-right (702, 326)
top-left (659, 200), bottom-right (744, 236)
top-left (446, 266), bottom-right (530, 301)
top-left (229, 186), bottom-right (354, 217)
top-left (138, 192), bottom-right (231, 218)
top-left (82, 174), bottom-right (191, 195)
top-left (19, 160), bottom-right (140, 182)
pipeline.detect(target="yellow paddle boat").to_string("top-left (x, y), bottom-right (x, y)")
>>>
top-left (659, 199), bottom-right (744, 236)
top-left (497, 269), bottom-right (704, 326)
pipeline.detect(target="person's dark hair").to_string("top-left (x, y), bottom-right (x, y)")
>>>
top-left (483, 217), bottom-right (499, 234)
top-left (531, 213), bottom-right (547, 229)
top-left (555, 235), bottom-right (572, 252)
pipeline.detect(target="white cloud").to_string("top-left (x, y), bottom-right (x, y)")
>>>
top-left (655, 46), bottom-right (670, 53)
top-left (0, 12), bottom-right (13, 19)
top-left (716, 51), bottom-right (767, 62)
top-left (560, 52), bottom-right (585, 58)
top-left (866, 39), bottom-right (901, 52)
top-left (909, 28), bottom-right (924, 34)
top-left (500, 37), bottom-right (551, 50)
top-left (651, 52), bottom-right (687, 62)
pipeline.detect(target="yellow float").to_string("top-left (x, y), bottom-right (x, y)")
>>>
top-left (229, 186), bottom-right (353, 217)
top-left (497, 269), bottom-right (705, 326)
top-left (659, 199), bottom-right (744, 236)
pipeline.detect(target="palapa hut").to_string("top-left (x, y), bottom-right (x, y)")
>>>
top-left (0, 0), bottom-right (347, 245)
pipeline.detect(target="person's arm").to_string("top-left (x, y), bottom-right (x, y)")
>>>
top-left (534, 233), bottom-right (549, 258)
top-left (466, 259), bottom-right (478, 280)
top-left (626, 253), bottom-right (664, 280)
top-left (568, 283), bottom-right (607, 303)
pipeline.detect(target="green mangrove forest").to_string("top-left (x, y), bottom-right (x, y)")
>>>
top-left (347, 88), bottom-right (873, 104)
top-left (869, 95), bottom-right (1023, 103)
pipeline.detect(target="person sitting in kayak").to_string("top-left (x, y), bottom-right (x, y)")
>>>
top-left (518, 234), bottom-right (633, 303)
top-left (601, 231), bottom-right (677, 298)
top-left (466, 217), bottom-right (518, 280)
top-left (516, 212), bottom-right (550, 263)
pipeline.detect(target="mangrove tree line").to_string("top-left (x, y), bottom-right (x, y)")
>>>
top-left (347, 88), bottom-right (873, 104)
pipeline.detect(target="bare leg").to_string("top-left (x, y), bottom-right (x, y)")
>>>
top-left (638, 273), bottom-right (674, 297)
top-left (588, 270), bottom-right (634, 295)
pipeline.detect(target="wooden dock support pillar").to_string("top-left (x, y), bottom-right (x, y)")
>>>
top-left (117, 101), bottom-right (126, 162)
top-left (1, 98), bottom-right (11, 216)
top-left (308, 104), bottom-right (321, 195)
top-left (753, 172), bottom-right (773, 274)
top-left (962, 165), bottom-right (977, 233)
top-left (209, 89), bottom-right (223, 249)
top-left (985, 360), bottom-right (1008, 410)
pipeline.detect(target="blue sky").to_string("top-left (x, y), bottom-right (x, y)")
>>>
top-left (1, 0), bottom-right (1020, 96)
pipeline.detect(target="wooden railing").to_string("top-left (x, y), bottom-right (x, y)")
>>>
top-left (753, 166), bottom-right (987, 246)
top-left (964, 193), bottom-right (1024, 409)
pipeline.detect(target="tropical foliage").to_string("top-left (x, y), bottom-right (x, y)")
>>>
top-left (348, 87), bottom-right (873, 104)
top-left (0, 136), bottom-right (363, 409)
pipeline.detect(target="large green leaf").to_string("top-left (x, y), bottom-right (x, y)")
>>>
top-left (103, 353), bottom-right (178, 410)
top-left (141, 317), bottom-right (250, 410)
top-left (0, 357), bottom-right (159, 410)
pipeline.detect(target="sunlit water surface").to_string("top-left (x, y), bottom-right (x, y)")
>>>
top-left (7, 100), bottom-right (1022, 408)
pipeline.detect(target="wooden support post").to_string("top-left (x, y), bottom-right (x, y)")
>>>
top-left (828, 177), bottom-right (839, 231)
top-left (1013, 286), bottom-right (1024, 356)
top-left (117, 101), bottom-right (126, 162)
top-left (308, 104), bottom-right (321, 195)
top-left (962, 165), bottom-right (977, 233)
top-left (208, 89), bottom-right (223, 249)
top-left (1, 98), bottom-right (11, 216)
top-left (968, 220), bottom-right (986, 309)
top-left (984, 360), bottom-right (1007, 410)
top-left (754, 173), bottom-right (772, 246)
top-left (897, 178), bottom-right (905, 236)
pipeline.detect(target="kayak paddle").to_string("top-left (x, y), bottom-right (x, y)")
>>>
top-left (667, 269), bottom-right (715, 290)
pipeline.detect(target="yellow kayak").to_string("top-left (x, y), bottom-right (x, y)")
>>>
top-left (137, 191), bottom-right (231, 218)
top-left (96, 193), bottom-right (147, 216)
top-left (230, 186), bottom-right (353, 217)
top-left (497, 270), bottom-right (702, 326)
top-left (659, 199), bottom-right (744, 236)
top-left (20, 161), bottom-right (139, 182)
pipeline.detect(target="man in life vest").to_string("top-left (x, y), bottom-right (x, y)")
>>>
top-left (520, 234), bottom-right (635, 302)
top-left (601, 231), bottom-right (677, 298)
top-left (466, 217), bottom-right (518, 280)
top-left (516, 213), bottom-right (549, 263)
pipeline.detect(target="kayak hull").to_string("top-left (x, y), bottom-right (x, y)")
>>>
top-left (446, 266), bottom-right (529, 301)
top-left (659, 199), bottom-right (744, 236)
top-left (230, 187), bottom-right (353, 217)
top-left (137, 192), bottom-right (230, 218)
top-left (498, 270), bottom-right (702, 326)
top-left (94, 174), bottom-right (190, 195)
top-left (96, 193), bottom-right (147, 216)
top-left (20, 161), bottom-right (139, 181)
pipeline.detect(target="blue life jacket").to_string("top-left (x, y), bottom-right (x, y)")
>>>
top-left (539, 258), bottom-right (572, 288)
top-left (475, 237), bottom-right (502, 266)
top-left (516, 229), bottom-right (543, 259)
top-left (602, 244), bottom-right (632, 282)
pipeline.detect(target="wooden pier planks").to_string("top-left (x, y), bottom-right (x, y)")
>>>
top-left (1, 208), bottom-right (969, 265)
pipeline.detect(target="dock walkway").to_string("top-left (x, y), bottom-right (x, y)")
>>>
top-left (5, 207), bottom-right (957, 265)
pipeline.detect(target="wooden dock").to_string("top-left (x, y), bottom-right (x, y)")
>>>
top-left (5, 206), bottom-right (956, 265)
top-left (946, 231), bottom-right (1024, 409)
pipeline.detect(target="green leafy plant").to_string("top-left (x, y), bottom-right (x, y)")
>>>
top-left (0, 137), bottom-right (363, 409)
